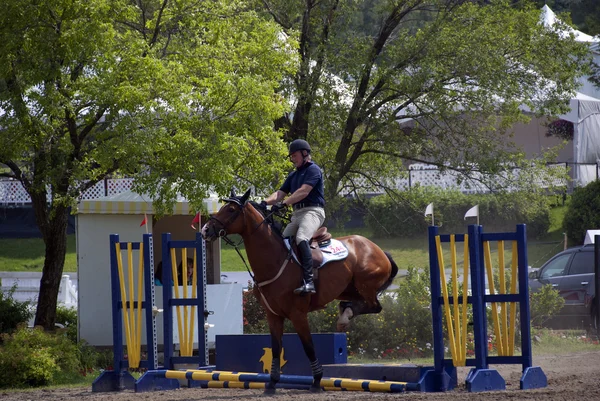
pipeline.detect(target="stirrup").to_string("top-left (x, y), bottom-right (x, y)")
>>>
top-left (294, 281), bottom-right (316, 295)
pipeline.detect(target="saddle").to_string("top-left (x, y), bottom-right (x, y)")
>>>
top-left (286, 227), bottom-right (346, 272)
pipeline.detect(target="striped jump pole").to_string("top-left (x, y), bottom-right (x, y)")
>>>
top-left (136, 369), bottom-right (407, 393)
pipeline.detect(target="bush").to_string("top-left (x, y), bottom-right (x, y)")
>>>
top-left (364, 187), bottom-right (550, 239)
top-left (242, 268), bottom-right (434, 359)
top-left (563, 180), bottom-right (600, 245)
top-left (530, 284), bottom-right (565, 328)
top-left (56, 305), bottom-right (78, 343)
top-left (0, 284), bottom-right (34, 338)
top-left (0, 326), bottom-right (83, 388)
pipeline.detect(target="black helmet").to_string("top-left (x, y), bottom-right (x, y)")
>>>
top-left (288, 139), bottom-right (311, 155)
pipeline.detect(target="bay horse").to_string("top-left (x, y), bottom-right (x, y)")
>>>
top-left (201, 189), bottom-right (398, 393)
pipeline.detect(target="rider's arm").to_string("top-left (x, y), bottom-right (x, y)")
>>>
top-left (264, 190), bottom-right (287, 205)
top-left (282, 184), bottom-right (313, 206)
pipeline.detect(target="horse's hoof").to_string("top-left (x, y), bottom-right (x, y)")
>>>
top-left (309, 385), bottom-right (323, 393)
top-left (263, 387), bottom-right (276, 396)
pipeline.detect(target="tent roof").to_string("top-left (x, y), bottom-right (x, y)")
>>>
top-left (541, 5), bottom-right (599, 43)
top-left (77, 190), bottom-right (221, 215)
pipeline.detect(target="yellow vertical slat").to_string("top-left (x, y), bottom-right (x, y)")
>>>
top-left (133, 243), bottom-right (144, 367)
top-left (189, 250), bottom-right (198, 357)
top-left (460, 234), bottom-right (470, 365)
top-left (126, 243), bottom-right (137, 367)
top-left (509, 241), bottom-right (519, 355)
top-left (182, 248), bottom-right (190, 356)
top-left (497, 241), bottom-right (508, 356)
top-left (171, 248), bottom-right (185, 356)
top-left (484, 241), bottom-right (504, 356)
top-left (450, 235), bottom-right (461, 364)
top-left (435, 236), bottom-right (459, 365)
top-left (116, 244), bottom-right (133, 369)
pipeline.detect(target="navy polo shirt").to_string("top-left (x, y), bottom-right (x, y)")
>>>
top-left (280, 161), bottom-right (325, 206)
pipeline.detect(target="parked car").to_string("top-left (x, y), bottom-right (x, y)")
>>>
top-left (528, 245), bottom-right (598, 330)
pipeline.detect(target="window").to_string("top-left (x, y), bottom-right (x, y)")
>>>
top-left (540, 253), bottom-right (572, 279)
top-left (568, 251), bottom-right (595, 275)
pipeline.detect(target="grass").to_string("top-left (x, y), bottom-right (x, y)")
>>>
top-left (0, 204), bottom-right (571, 273)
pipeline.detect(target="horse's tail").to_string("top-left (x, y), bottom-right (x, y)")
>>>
top-left (378, 251), bottom-right (399, 294)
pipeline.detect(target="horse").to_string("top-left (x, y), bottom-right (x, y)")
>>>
top-left (201, 188), bottom-right (398, 393)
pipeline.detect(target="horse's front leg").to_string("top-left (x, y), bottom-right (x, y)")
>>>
top-left (290, 313), bottom-right (323, 392)
top-left (265, 312), bottom-right (284, 395)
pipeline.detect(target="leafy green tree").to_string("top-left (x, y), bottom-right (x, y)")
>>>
top-left (258, 0), bottom-right (589, 200)
top-left (563, 180), bottom-right (600, 245)
top-left (0, 0), bottom-right (292, 329)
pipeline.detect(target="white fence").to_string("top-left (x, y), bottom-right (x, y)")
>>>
top-left (0, 272), bottom-right (78, 308)
top-left (0, 178), bottom-right (134, 205)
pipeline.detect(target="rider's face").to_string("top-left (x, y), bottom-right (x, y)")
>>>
top-left (289, 150), bottom-right (305, 168)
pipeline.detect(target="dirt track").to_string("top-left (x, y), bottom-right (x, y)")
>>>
top-left (2, 351), bottom-right (600, 400)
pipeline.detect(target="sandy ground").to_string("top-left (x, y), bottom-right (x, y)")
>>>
top-left (2, 351), bottom-right (600, 401)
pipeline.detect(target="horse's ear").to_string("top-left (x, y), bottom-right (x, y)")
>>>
top-left (240, 188), bottom-right (251, 204)
top-left (230, 187), bottom-right (236, 198)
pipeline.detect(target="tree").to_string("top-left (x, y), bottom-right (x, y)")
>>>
top-left (258, 0), bottom-right (590, 200)
top-left (0, 0), bottom-right (292, 329)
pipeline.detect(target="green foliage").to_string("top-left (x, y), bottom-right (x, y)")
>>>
top-left (0, 284), bottom-right (34, 337)
top-left (0, 326), bottom-right (82, 388)
top-left (530, 284), bottom-right (565, 328)
top-left (364, 187), bottom-right (551, 238)
top-left (563, 180), bottom-right (600, 245)
top-left (56, 305), bottom-right (78, 343)
top-left (243, 267), bottom-right (433, 359)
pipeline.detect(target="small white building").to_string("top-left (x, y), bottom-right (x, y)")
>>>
top-left (76, 191), bottom-right (243, 348)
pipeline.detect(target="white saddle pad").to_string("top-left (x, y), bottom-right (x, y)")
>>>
top-left (284, 238), bottom-right (349, 268)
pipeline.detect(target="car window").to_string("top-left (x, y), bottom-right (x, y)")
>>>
top-left (568, 251), bottom-right (595, 275)
top-left (540, 253), bottom-right (572, 279)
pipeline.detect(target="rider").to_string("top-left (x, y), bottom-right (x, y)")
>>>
top-left (262, 139), bottom-right (326, 294)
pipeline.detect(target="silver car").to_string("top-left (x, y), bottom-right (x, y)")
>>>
top-left (528, 245), bottom-right (597, 330)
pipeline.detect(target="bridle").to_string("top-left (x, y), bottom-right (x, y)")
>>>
top-left (206, 199), bottom-right (292, 316)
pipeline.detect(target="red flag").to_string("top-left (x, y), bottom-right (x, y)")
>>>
top-left (140, 213), bottom-right (148, 227)
top-left (191, 212), bottom-right (201, 230)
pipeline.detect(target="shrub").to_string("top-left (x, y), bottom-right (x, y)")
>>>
top-left (243, 282), bottom-right (268, 334)
top-left (56, 305), bottom-right (78, 343)
top-left (0, 326), bottom-right (82, 388)
top-left (530, 284), bottom-right (565, 328)
top-left (563, 180), bottom-right (600, 245)
top-left (0, 284), bottom-right (34, 338)
top-left (364, 187), bottom-right (550, 239)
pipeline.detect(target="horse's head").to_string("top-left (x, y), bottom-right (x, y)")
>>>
top-left (201, 188), bottom-right (251, 241)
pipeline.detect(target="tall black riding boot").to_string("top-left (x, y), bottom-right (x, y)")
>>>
top-left (294, 240), bottom-right (316, 294)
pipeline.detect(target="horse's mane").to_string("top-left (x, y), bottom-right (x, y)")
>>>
top-left (247, 200), bottom-right (285, 238)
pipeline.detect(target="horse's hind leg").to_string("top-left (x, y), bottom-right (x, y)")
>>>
top-left (265, 313), bottom-right (284, 395)
top-left (290, 313), bottom-right (323, 392)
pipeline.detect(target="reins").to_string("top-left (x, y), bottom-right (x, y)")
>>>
top-left (213, 205), bottom-right (292, 316)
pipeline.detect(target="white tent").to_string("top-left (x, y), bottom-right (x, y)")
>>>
top-left (584, 229), bottom-right (600, 245)
top-left (542, 5), bottom-right (600, 186)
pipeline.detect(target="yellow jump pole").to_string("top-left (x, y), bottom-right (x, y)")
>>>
top-left (115, 243), bottom-right (134, 369)
top-left (134, 243), bottom-right (144, 368)
top-left (171, 248), bottom-right (185, 357)
top-left (189, 250), bottom-right (198, 357)
top-left (435, 235), bottom-right (459, 365)
top-left (460, 234), bottom-right (470, 365)
top-left (497, 240), bottom-right (509, 356)
top-left (509, 241), bottom-right (519, 355)
top-left (181, 248), bottom-right (190, 357)
top-left (483, 241), bottom-right (504, 356)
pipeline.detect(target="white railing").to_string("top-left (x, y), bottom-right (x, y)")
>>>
top-left (0, 272), bottom-right (78, 308)
top-left (0, 178), bottom-right (134, 205)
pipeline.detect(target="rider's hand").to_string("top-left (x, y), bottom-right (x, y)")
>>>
top-left (271, 202), bottom-right (287, 214)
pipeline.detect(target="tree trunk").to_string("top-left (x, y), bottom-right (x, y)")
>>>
top-left (33, 203), bottom-right (69, 330)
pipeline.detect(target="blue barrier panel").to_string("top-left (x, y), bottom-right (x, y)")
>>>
top-left (216, 333), bottom-right (347, 376)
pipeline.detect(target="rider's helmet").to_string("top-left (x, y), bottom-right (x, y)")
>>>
top-left (288, 139), bottom-right (311, 156)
